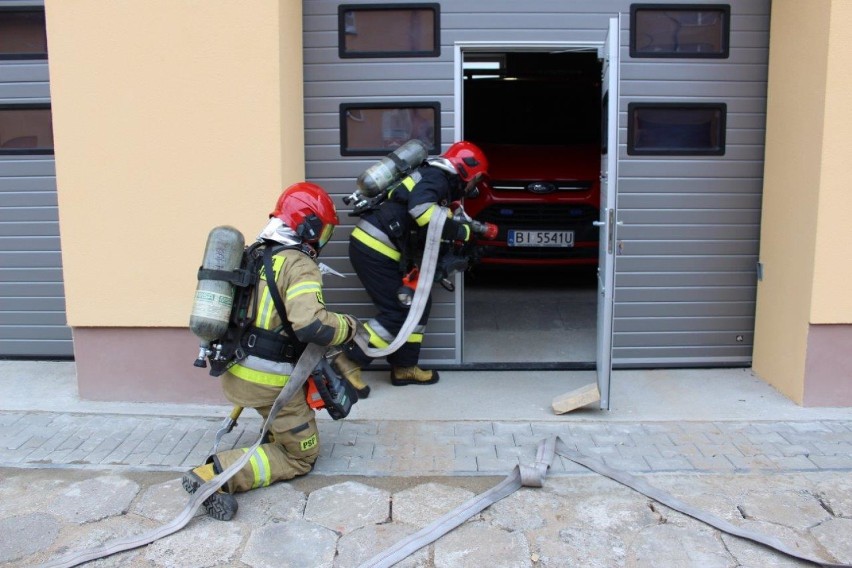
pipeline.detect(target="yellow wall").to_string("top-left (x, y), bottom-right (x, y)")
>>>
top-left (45, 0), bottom-right (305, 327)
top-left (812, 1), bottom-right (852, 322)
top-left (753, 0), bottom-right (836, 403)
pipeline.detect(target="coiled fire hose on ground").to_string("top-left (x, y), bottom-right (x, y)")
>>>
top-left (38, 210), bottom-right (450, 568)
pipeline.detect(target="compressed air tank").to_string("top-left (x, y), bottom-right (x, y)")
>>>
top-left (356, 138), bottom-right (428, 197)
top-left (189, 225), bottom-right (245, 344)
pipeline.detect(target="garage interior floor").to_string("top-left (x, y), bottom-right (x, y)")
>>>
top-left (463, 267), bottom-right (598, 364)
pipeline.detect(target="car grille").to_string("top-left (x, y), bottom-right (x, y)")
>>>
top-left (490, 180), bottom-right (594, 193)
top-left (475, 203), bottom-right (599, 230)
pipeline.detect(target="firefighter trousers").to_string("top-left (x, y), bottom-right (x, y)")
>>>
top-left (346, 237), bottom-right (432, 368)
top-left (213, 372), bottom-right (320, 493)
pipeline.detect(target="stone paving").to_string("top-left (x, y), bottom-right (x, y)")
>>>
top-left (3, 466), bottom-right (852, 567)
top-left (2, 409), bottom-right (852, 567)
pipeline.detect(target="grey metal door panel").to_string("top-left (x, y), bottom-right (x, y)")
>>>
top-left (619, 178), bottom-right (764, 193)
top-left (614, 346), bottom-right (754, 361)
top-left (621, 241), bottom-right (759, 256)
top-left (726, 130), bottom-right (770, 145)
top-left (0, 236), bottom-right (61, 251)
top-left (0, 217), bottom-right (59, 237)
top-left (621, 80), bottom-right (767, 98)
top-left (0, 191), bottom-right (56, 208)
top-left (306, 80), bottom-right (453, 98)
top-left (616, 302), bottom-right (756, 318)
top-left (618, 193), bottom-right (762, 209)
top-left (0, 267), bottom-right (63, 282)
top-left (0, 281), bottom-right (65, 296)
top-left (618, 161), bottom-right (766, 179)
top-left (308, 63), bottom-right (451, 81)
top-left (616, 271), bottom-right (758, 287)
top-left (0, 297), bottom-right (71, 311)
top-left (620, 209), bottom-right (761, 226)
top-left (617, 331), bottom-right (754, 348)
top-left (2, 311), bottom-right (68, 325)
top-left (617, 286), bottom-right (758, 303)
top-left (0, 340), bottom-right (73, 358)
top-left (621, 64), bottom-right (768, 81)
top-left (0, 65), bottom-right (49, 83)
top-left (0, 159), bottom-right (55, 177)
top-left (0, 250), bottom-right (63, 268)
top-left (0, 176), bottom-right (57, 191)
top-left (0, 207), bottom-right (59, 222)
top-left (0, 324), bottom-right (72, 340)
top-left (616, 225), bottom-right (759, 240)
top-left (615, 256), bottom-right (759, 272)
top-left (734, 32), bottom-right (772, 49)
top-left (0, 83), bottom-right (51, 99)
top-left (617, 316), bottom-right (756, 333)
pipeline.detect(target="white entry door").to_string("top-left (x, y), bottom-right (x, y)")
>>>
top-left (595, 16), bottom-right (621, 410)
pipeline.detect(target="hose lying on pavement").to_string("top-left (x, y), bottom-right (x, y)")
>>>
top-left (358, 436), bottom-right (851, 568)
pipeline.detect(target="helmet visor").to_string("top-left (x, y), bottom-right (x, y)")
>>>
top-left (463, 172), bottom-right (486, 198)
top-left (318, 222), bottom-right (335, 249)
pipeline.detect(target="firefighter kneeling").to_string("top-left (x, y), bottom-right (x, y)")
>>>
top-left (184, 182), bottom-right (364, 521)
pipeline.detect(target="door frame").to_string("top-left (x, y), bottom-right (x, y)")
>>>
top-left (452, 39), bottom-right (613, 369)
top-left (596, 17), bottom-right (621, 410)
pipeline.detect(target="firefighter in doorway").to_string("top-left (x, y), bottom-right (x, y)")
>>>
top-left (335, 141), bottom-right (494, 394)
top-left (183, 182), bottom-right (364, 521)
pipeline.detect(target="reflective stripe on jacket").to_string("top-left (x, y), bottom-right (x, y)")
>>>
top-left (231, 248), bottom-right (352, 387)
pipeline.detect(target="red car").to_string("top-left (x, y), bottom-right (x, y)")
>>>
top-left (463, 142), bottom-right (600, 267)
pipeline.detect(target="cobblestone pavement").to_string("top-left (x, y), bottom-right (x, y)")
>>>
top-left (2, 411), bottom-right (852, 567)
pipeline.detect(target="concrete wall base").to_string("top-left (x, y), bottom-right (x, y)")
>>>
top-left (73, 328), bottom-right (227, 404)
top-left (804, 324), bottom-right (852, 406)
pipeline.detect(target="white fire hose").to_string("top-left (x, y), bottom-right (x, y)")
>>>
top-left (352, 206), bottom-right (447, 359)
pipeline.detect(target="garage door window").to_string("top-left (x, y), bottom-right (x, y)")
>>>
top-left (630, 4), bottom-right (730, 58)
top-left (628, 103), bottom-right (726, 156)
top-left (339, 4), bottom-right (440, 58)
top-left (340, 103), bottom-right (439, 156)
top-left (0, 8), bottom-right (47, 60)
top-left (0, 104), bottom-right (54, 155)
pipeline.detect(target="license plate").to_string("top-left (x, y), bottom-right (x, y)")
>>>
top-left (508, 230), bottom-right (575, 247)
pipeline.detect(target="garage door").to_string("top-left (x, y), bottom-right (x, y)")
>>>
top-left (302, 0), bottom-right (770, 368)
top-left (0, 4), bottom-right (73, 358)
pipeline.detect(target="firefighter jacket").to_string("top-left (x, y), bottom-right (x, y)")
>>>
top-left (228, 247), bottom-right (356, 389)
top-left (351, 164), bottom-right (473, 263)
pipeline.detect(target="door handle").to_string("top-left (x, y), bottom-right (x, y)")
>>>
top-left (592, 209), bottom-right (619, 254)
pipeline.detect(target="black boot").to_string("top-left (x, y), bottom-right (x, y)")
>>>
top-left (181, 462), bottom-right (238, 521)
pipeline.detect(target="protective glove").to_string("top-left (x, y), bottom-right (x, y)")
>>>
top-left (441, 219), bottom-right (473, 242)
top-left (343, 314), bottom-right (368, 344)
